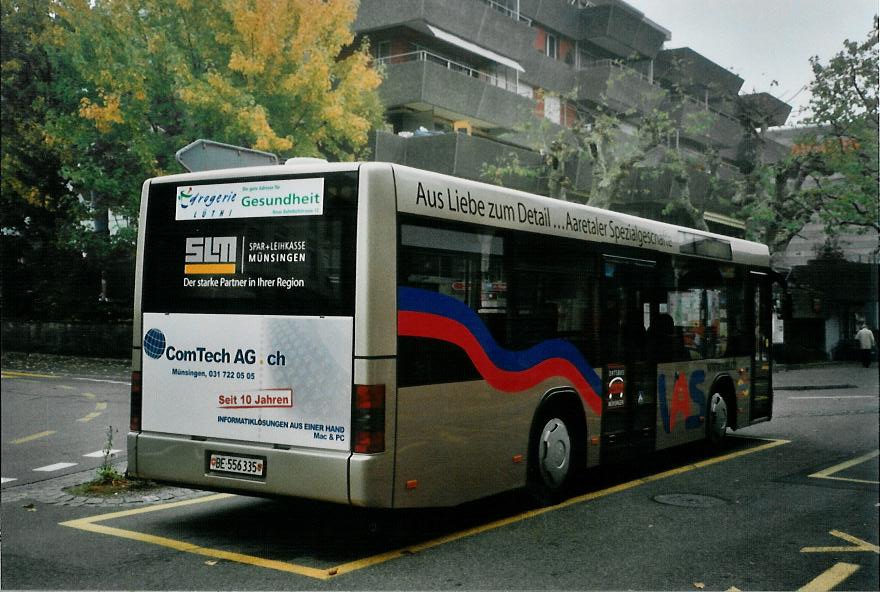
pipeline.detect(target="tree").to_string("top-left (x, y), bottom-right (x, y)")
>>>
top-left (2, 0), bottom-right (384, 319)
top-left (741, 16), bottom-right (879, 251)
top-left (1, 0), bottom-right (93, 319)
top-left (44, 0), bottom-right (384, 237)
top-left (482, 60), bottom-right (746, 232)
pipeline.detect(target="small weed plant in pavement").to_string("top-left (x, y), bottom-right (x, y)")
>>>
top-left (65, 425), bottom-right (157, 496)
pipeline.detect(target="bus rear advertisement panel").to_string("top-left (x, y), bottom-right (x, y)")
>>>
top-left (141, 313), bottom-right (352, 451)
top-left (136, 169), bottom-right (359, 458)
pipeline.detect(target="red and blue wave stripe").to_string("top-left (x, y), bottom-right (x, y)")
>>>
top-left (398, 287), bottom-right (603, 415)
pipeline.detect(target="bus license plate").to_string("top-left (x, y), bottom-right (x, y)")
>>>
top-left (208, 453), bottom-right (265, 477)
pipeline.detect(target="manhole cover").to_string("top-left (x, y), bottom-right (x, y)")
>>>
top-left (653, 493), bottom-right (728, 508)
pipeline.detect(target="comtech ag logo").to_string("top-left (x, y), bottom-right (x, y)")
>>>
top-left (184, 236), bottom-right (238, 275)
top-left (143, 328), bottom-right (167, 359)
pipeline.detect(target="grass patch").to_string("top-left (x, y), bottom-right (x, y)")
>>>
top-left (65, 473), bottom-right (159, 497)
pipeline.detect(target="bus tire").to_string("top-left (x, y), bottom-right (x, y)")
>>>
top-left (527, 402), bottom-right (583, 505)
top-left (707, 392), bottom-right (729, 446)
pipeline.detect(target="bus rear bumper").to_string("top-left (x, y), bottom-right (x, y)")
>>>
top-left (128, 432), bottom-right (350, 504)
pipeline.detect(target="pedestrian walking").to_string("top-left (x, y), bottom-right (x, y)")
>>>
top-left (855, 324), bottom-right (876, 368)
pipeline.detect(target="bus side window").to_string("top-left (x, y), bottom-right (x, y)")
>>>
top-left (649, 313), bottom-right (687, 363)
top-left (506, 234), bottom-right (596, 363)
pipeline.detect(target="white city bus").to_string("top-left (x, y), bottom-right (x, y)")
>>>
top-left (128, 161), bottom-right (774, 507)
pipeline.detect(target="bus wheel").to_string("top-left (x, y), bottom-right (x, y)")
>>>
top-left (528, 407), bottom-right (579, 504)
top-left (707, 392), bottom-right (728, 446)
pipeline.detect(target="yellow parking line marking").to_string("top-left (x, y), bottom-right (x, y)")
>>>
top-left (60, 494), bottom-right (332, 580)
top-left (77, 402), bottom-right (108, 423)
top-left (798, 562), bottom-right (860, 592)
top-left (10, 430), bottom-right (57, 444)
top-left (801, 530), bottom-right (880, 554)
top-left (1, 371), bottom-right (57, 379)
top-left (71, 522), bottom-right (331, 579)
top-left (332, 438), bottom-right (790, 577)
top-left (82, 392), bottom-right (97, 400)
top-left (809, 450), bottom-right (879, 485)
top-left (59, 438), bottom-right (789, 580)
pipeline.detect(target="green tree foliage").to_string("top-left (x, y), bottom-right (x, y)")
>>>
top-left (1, 0), bottom-right (93, 319)
top-left (742, 16), bottom-right (879, 251)
top-left (482, 61), bottom-right (744, 232)
top-left (2, 0), bottom-right (384, 319)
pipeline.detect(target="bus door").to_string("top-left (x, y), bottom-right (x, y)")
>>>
top-left (750, 271), bottom-right (773, 420)
top-left (600, 256), bottom-right (657, 464)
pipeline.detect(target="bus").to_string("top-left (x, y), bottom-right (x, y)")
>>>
top-left (128, 161), bottom-right (775, 508)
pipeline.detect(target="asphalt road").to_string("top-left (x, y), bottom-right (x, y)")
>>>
top-left (1, 360), bottom-right (877, 590)
top-left (1, 368), bottom-right (130, 487)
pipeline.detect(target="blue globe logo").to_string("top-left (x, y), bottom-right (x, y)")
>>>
top-left (144, 328), bottom-right (167, 359)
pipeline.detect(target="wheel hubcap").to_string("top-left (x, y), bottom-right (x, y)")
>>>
top-left (539, 418), bottom-right (570, 486)
top-left (710, 394), bottom-right (728, 439)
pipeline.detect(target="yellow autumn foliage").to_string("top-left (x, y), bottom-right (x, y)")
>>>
top-left (47, 0), bottom-right (384, 165)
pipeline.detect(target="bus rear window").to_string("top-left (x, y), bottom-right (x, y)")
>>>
top-left (141, 171), bottom-right (357, 317)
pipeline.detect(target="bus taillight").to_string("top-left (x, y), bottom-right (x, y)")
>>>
top-left (353, 384), bottom-right (385, 454)
top-left (130, 370), bottom-right (142, 432)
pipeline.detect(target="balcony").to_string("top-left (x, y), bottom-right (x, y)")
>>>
top-left (378, 52), bottom-right (534, 131)
top-left (653, 48), bottom-right (744, 99)
top-left (477, 0), bottom-right (532, 26)
top-left (578, 4), bottom-right (667, 59)
top-left (739, 92), bottom-right (793, 127)
top-left (576, 60), bottom-right (666, 114)
top-left (519, 0), bottom-right (582, 40)
top-left (608, 166), bottom-right (746, 236)
top-left (369, 130), bottom-right (544, 193)
top-left (666, 95), bottom-right (745, 149)
top-left (355, 0), bottom-right (534, 65)
top-left (519, 50), bottom-right (578, 94)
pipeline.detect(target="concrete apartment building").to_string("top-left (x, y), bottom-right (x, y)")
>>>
top-left (353, 0), bottom-right (792, 237)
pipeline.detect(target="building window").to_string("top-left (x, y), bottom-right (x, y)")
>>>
top-left (376, 40), bottom-right (391, 61)
top-left (544, 95), bottom-right (561, 124)
top-left (545, 34), bottom-right (558, 59)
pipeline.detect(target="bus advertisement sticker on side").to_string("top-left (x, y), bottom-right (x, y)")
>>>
top-left (141, 313), bottom-right (352, 450)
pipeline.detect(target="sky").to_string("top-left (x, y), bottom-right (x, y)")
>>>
top-left (623, 0), bottom-right (877, 126)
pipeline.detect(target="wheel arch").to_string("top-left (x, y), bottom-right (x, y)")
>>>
top-left (532, 387), bottom-right (588, 438)
top-left (528, 387), bottom-right (588, 469)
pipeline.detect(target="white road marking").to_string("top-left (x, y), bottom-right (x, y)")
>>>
top-left (71, 377), bottom-right (130, 385)
top-left (4, 448), bottom-right (125, 484)
top-left (83, 449), bottom-right (121, 458)
top-left (808, 451), bottom-right (880, 485)
top-left (789, 395), bottom-right (877, 400)
top-left (33, 462), bottom-right (78, 472)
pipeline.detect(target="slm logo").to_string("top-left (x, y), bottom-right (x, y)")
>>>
top-left (184, 236), bottom-right (238, 275)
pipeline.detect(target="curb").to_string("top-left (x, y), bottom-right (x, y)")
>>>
top-left (1, 461), bottom-right (211, 508)
top-left (775, 361), bottom-right (863, 371)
